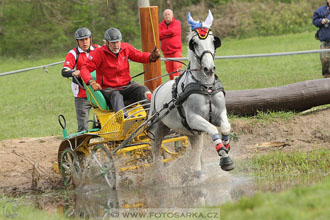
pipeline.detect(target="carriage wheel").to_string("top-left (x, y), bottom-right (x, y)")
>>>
top-left (60, 148), bottom-right (80, 188)
top-left (91, 144), bottom-right (116, 190)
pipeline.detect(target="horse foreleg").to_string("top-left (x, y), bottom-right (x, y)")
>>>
top-left (217, 109), bottom-right (234, 171)
top-left (220, 108), bottom-right (231, 148)
top-left (187, 134), bottom-right (204, 174)
top-left (187, 113), bottom-right (234, 171)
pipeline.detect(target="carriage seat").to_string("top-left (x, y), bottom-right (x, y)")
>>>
top-left (85, 71), bottom-right (110, 111)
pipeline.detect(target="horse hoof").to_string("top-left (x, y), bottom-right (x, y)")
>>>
top-left (219, 156), bottom-right (234, 171)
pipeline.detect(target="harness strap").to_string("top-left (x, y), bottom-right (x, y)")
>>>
top-left (172, 71), bottom-right (225, 133)
top-left (175, 83), bottom-right (218, 105)
top-left (209, 95), bottom-right (212, 122)
top-left (175, 78), bottom-right (225, 106)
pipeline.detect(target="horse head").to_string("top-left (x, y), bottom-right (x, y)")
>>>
top-left (187, 10), bottom-right (221, 77)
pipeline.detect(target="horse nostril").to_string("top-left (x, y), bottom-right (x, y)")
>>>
top-left (203, 67), bottom-right (208, 72)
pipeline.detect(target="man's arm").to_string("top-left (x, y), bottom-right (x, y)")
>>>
top-left (80, 51), bottom-right (102, 90)
top-left (61, 51), bottom-right (78, 77)
top-left (313, 8), bottom-right (324, 27)
top-left (159, 20), bottom-right (181, 40)
top-left (61, 68), bottom-right (74, 77)
top-left (126, 43), bottom-right (152, 63)
top-left (159, 24), bottom-right (174, 40)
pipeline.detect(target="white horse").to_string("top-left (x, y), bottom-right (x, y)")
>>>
top-left (148, 10), bottom-right (234, 176)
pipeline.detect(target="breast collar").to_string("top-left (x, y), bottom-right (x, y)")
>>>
top-left (171, 69), bottom-right (225, 134)
top-left (172, 69), bottom-right (225, 104)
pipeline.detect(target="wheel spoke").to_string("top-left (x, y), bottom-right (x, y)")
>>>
top-left (62, 164), bottom-right (70, 171)
top-left (60, 148), bottom-right (80, 188)
top-left (92, 153), bottom-right (102, 168)
top-left (91, 144), bottom-right (116, 189)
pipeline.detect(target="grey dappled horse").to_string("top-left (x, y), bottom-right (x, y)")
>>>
top-left (148, 10), bottom-right (234, 176)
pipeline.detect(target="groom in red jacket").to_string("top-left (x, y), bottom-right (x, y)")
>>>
top-left (159, 9), bottom-right (183, 80)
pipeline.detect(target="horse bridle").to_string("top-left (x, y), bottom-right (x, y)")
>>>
top-left (188, 32), bottom-right (221, 66)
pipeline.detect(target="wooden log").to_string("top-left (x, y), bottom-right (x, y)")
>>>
top-left (225, 78), bottom-right (330, 115)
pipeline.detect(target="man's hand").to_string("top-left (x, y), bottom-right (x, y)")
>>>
top-left (89, 80), bottom-right (102, 91)
top-left (149, 47), bottom-right (161, 62)
top-left (322, 18), bottom-right (328, 25)
top-left (72, 70), bottom-right (80, 77)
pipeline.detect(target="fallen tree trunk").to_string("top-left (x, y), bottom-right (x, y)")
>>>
top-left (225, 78), bottom-right (330, 116)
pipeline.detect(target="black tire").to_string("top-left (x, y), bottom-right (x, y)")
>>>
top-left (60, 148), bottom-right (80, 188)
top-left (91, 144), bottom-right (116, 190)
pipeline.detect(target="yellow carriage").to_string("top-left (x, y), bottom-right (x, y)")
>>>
top-left (56, 73), bottom-right (188, 189)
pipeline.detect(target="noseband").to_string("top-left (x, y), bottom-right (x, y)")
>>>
top-left (195, 49), bottom-right (215, 65)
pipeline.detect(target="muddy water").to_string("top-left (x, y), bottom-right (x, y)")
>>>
top-left (16, 144), bottom-right (254, 219)
top-left (25, 160), bottom-right (328, 220)
top-left (50, 159), bottom-right (254, 219)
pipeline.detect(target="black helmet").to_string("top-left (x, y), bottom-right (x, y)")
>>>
top-left (104, 28), bottom-right (122, 42)
top-left (75, 27), bottom-right (92, 40)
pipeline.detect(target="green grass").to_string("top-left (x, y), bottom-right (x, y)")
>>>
top-left (236, 149), bottom-right (330, 191)
top-left (0, 197), bottom-right (68, 220)
top-left (220, 149), bottom-right (330, 220)
top-left (230, 110), bottom-right (296, 124)
top-left (217, 31), bottom-right (321, 90)
top-left (220, 176), bottom-right (330, 220)
top-left (0, 31), bottom-right (324, 140)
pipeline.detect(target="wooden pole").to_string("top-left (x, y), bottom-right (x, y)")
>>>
top-left (137, 0), bottom-right (149, 23)
top-left (139, 6), bottom-right (162, 91)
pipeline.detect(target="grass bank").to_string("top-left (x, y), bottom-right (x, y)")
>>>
top-left (0, 31), bottom-right (323, 140)
top-left (0, 197), bottom-right (67, 220)
top-left (236, 149), bottom-right (330, 191)
top-left (220, 149), bottom-right (330, 220)
top-left (220, 175), bottom-right (330, 220)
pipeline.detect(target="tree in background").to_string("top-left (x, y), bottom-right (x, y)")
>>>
top-left (0, 0), bottom-right (140, 57)
top-left (0, 0), bottom-right (322, 58)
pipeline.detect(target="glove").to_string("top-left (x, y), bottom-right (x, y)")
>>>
top-left (149, 47), bottom-right (160, 62)
top-left (89, 80), bottom-right (102, 91)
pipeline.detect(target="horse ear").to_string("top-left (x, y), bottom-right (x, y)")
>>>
top-left (204, 10), bottom-right (213, 28)
top-left (189, 39), bottom-right (195, 52)
top-left (214, 36), bottom-right (221, 49)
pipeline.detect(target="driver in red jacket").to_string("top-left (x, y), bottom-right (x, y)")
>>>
top-left (80, 28), bottom-right (160, 117)
top-left (159, 9), bottom-right (183, 80)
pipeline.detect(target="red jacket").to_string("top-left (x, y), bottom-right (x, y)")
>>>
top-left (81, 43), bottom-right (151, 88)
top-left (159, 18), bottom-right (182, 55)
top-left (63, 44), bottom-right (99, 98)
